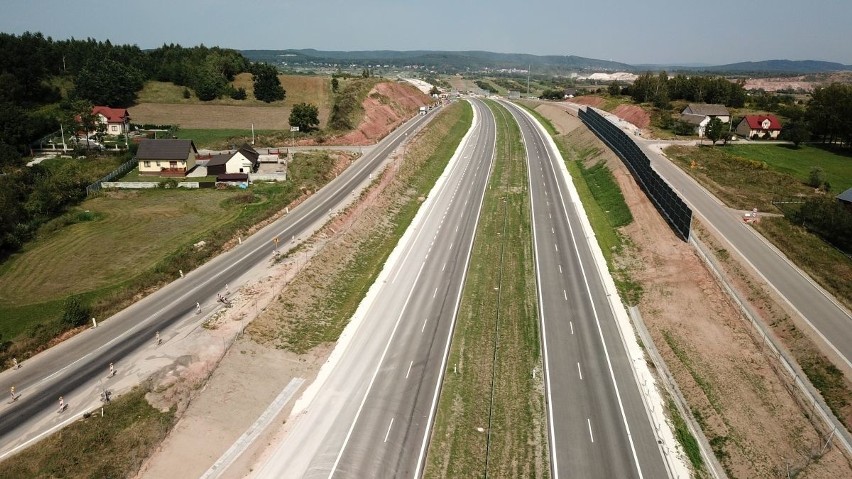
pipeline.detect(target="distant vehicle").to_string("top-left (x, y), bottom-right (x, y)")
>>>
top-left (419, 106), bottom-right (427, 115)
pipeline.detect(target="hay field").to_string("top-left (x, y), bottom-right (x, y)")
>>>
top-left (131, 74), bottom-right (332, 129)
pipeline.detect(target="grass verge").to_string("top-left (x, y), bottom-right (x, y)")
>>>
top-left (425, 100), bottom-right (548, 478)
top-left (665, 397), bottom-right (706, 476)
top-left (0, 387), bottom-right (174, 478)
top-left (251, 102), bottom-right (473, 353)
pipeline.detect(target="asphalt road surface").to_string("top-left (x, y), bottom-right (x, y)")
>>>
top-left (0, 110), bottom-right (436, 457)
top-left (251, 99), bottom-right (495, 478)
top-left (502, 101), bottom-right (668, 479)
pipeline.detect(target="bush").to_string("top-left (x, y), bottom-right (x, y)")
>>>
top-left (61, 295), bottom-right (91, 327)
top-left (182, 88), bottom-right (191, 99)
top-left (230, 87), bottom-right (247, 100)
top-left (808, 167), bottom-right (826, 188)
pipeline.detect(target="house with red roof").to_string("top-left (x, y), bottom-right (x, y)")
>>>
top-left (92, 106), bottom-right (130, 135)
top-left (735, 114), bottom-right (782, 139)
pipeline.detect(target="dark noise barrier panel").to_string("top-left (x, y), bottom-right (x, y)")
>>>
top-left (579, 107), bottom-right (692, 241)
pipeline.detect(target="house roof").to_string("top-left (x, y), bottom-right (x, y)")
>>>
top-left (137, 139), bottom-right (198, 160)
top-left (236, 143), bottom-right (259, 166)
top-left (92, 106), bottom-right (129, 123)
top-left (683, 103), bottom-right (730, 117)
top-left (741, 114), bottom-right (782, 130)
top-left (837, 187), bottom-right (852, 204)
top-left (680, 113), bottom-right (709, 126)
top-left (206, 153), bottom-right (232, 167)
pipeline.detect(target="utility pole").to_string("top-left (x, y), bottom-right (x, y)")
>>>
top-left (527, 65), bottom-right (531, 96)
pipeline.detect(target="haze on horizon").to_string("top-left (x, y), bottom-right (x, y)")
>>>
top-left (2, 0), bottom-right (849, 66)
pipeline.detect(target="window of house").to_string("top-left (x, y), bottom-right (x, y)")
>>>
top-left (143, 161), bottom-right (151, 167)
top-left (156, 161), bottom-right (161, 167)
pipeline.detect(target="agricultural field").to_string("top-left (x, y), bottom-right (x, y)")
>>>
top-left (130, 74), bottom-right (333, 130)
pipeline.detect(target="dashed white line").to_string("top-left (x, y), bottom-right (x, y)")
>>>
top-left (570, 321), bottom-right (574, 335)
top-left (559, 264), bottom-right (562, 274)
top-left (433, 287), bottom-right (438, 298)
top-left (384, 418), bottom-right (395, 443)
top-left (577, 362), bottom-right (583, 380)
top-left (563, 290), bottom-right (567, 301)
top-left (406, 361), bottom-right (413, 379)
top-left (587, 418), bottom-right (594, 443)
top-left (555, 243), bottom-right (559, 252)
top-left (421, 317), bottom-right (429, 332)
top-left (442, 263), bottom-right (446, 272)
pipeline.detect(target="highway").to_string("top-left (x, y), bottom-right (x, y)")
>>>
top-left (502, 101), bottom-right (668, 478)
top-left (250, 99), bottom-right (495, 478)
top-left (0, 109), bottom-right (436, 458)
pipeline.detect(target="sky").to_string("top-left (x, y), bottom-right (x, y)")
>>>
top-left (2, 0), bottom-right (850, 66)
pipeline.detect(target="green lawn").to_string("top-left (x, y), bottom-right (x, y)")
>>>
top-left (174, 128), bottom-right (278, 148)
top-left (725, 144), bottom-right (852, 193)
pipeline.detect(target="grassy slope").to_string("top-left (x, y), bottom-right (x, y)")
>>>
top-left (0, 387), bottom-right (174, 479)
top-left (257, 102), bottom-right (473, 353)
top-left (0, 152), bottom-right (340, 358)
top-left (724, 143), bottom-right (852, 193)
top-left (425, 100), bottom-right (547, 478)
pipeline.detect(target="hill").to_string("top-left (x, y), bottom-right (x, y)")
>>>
top-left (242, 49), bottom-right (634, 73)
top-left (243, 49), bottom-right (852, 75)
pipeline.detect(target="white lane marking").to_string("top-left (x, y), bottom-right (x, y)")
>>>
top-left (414, 100), bottom-right (496, 479)
top-left (384, 418), bottom-right (395, 443)
top-left (422, 317), bottom-right (429, 332)
top-left (327, 260), bottom-right (426, 477)
top-left (555, 243), bottom-right (559, 252)
top-left (588, 418), bottom-right (594, 443)
top-left (406, 361), bottom-right (413, 379)
top-left (577, 362), bottom-right (583, 380)
top-left (559, 264), bottom-right (562, 274)
top-left (511, 101), bottom-right (645, 478)
top-left (433, 287), bottom-right (438, 298)
top-left (563, 290), bottom-right (568, 301)
top-left (552, 227), bottom-right (555, 234)
top-left (449, 242), bottom-right (453, 250)
top-left (570, 321), bottom-right (574, 335)
top-left (442, 263), bottom-right (446, 272)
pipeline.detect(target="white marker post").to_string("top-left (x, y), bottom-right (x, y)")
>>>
top-left (91, 317), bottom-right (97, 329)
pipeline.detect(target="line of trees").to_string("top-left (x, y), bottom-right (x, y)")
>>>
top-left (806, 83), bottom-right (852, 147)
top-left (626, 72), bottom-right (747, 108)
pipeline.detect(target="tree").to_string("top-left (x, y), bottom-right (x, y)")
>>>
top-left (705, 117), bottom-right (725, 145)
top-left (429, 85), bottom-right (440, 96)
top-left (808, 166), bottom-right (826, 188)
top-left (252, 63), bottom-right (285, 103)
top-left (61, 295), bottom-right (91, 327)
top-left (73, 58), bottom-right (144, 107)
top-left (608, 82), bottom-right (622, 96)
top-left (539, 89), bottom-right (564, 100)
top-left (230, 87), bottom-right (247, 100)
top-left (781, 121), bottom-right (810, 147)
top-left (289, 103), bottom-right (320, 132)
top-left (331, 77), bottom-right (339, 93)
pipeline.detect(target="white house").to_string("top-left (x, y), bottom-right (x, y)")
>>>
top-left (92, 106), bottom-right (130, 135)
top-left (681, 103), bottom-right (730, 123)
top-left (679, 113), bottom-right (710, 137)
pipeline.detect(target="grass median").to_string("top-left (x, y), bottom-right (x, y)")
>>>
top-left (425, 100), bottom-right (548, 478)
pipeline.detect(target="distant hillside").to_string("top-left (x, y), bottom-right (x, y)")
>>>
top-left (242, 49), bottom-right (634, 73)
top-left (691, 59), bottom-right (852, 74)
top-left (242, 50), bottom-right (851, 75)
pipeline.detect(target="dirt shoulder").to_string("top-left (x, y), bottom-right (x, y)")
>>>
top-left (535, 103), bottom-right (852, 478)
